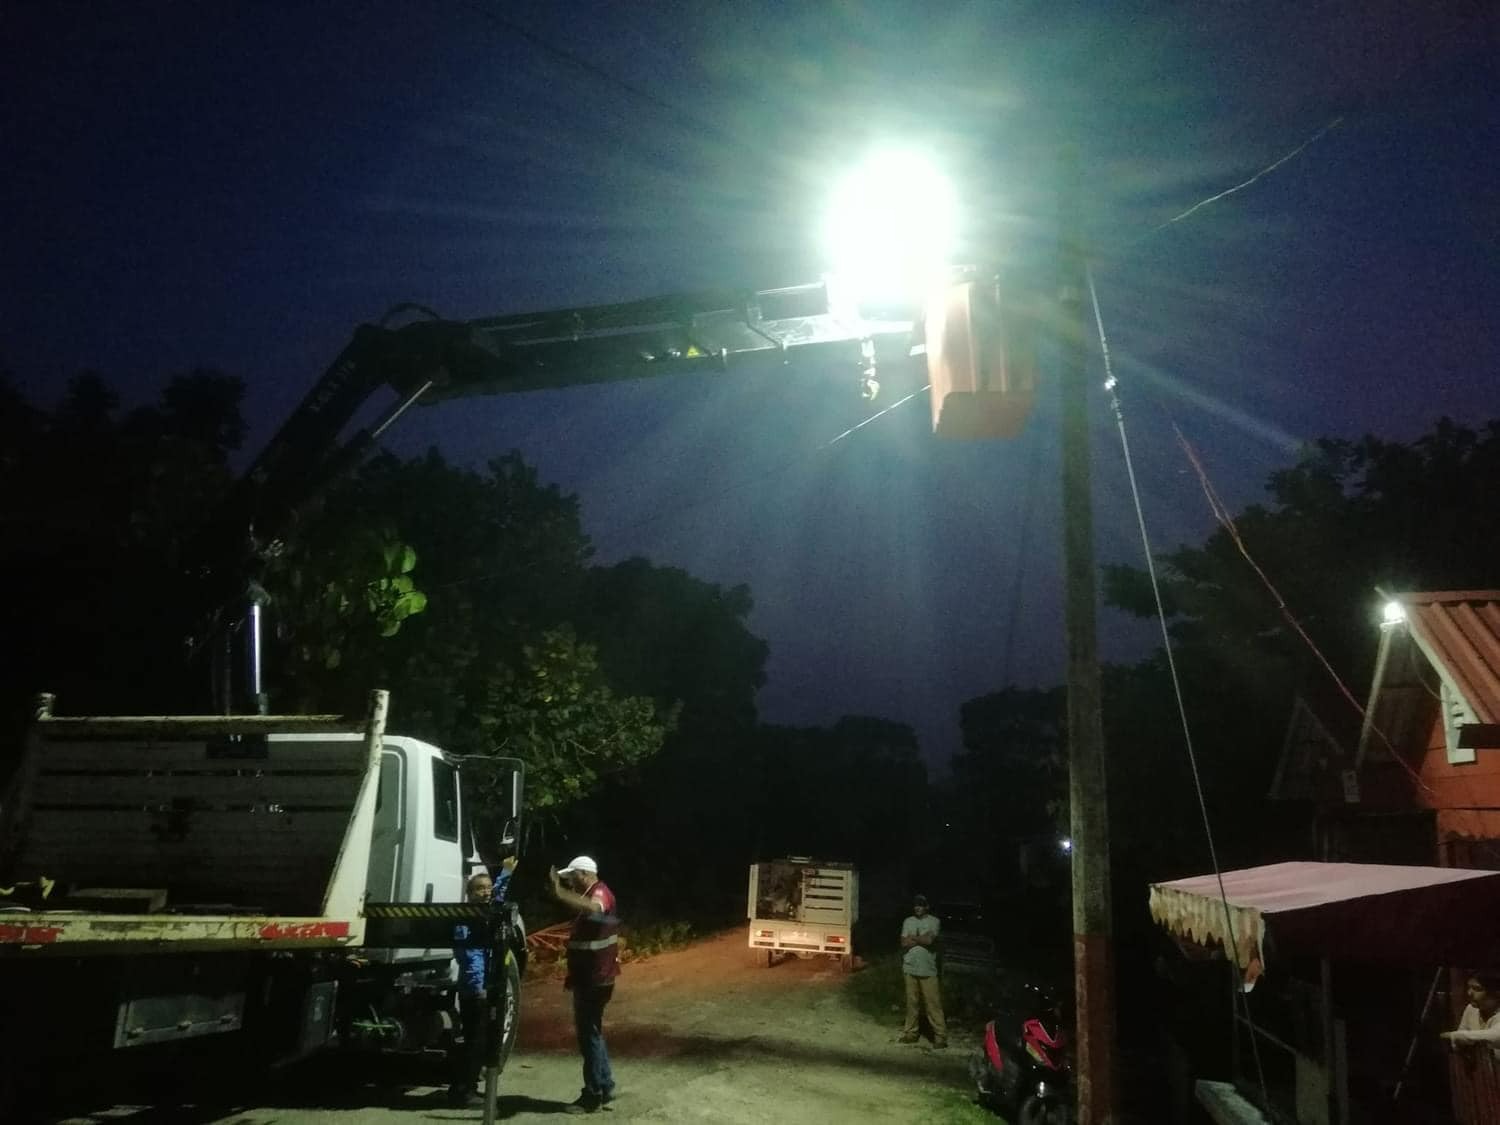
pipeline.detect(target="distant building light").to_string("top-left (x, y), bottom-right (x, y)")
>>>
top-left (1060, 838), bottom-right (1073, 854)
top-left (1381, 601), bottom-right (1407, 628)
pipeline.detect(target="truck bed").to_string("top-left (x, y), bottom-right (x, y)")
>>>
top-left (0, 699), bottom-right (386, 955)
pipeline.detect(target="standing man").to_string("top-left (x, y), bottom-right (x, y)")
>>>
top-left (550, 855), bottom-right (620, 1115)
top-left (447, 859), bottom-right (516, 1108)
top-left (899, 893), bottom-right (946, 1048)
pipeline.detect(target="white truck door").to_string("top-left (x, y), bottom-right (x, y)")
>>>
top-left (379, 739), bottom-right (467, 965)
top-left (423, 755), bottom-right (465, 907)
top-left (365, 748), bottom-right (405, 904)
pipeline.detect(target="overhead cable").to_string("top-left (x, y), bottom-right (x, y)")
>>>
top-left (1087, 262), bottom-right (1271, 1111)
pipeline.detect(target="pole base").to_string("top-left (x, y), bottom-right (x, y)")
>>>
top-left (1074, 931), bottom-right (1118, 1125)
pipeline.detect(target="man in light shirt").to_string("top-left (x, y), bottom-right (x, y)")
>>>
top-left (1442, 971), bottom-right (1500, 1060)
top-left (898, 894), bottom-right (946, 1048)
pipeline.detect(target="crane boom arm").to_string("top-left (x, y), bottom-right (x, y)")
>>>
top-left (198, 274), bottom-right (942, 711)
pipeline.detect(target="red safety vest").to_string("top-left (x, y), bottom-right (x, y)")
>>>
top-left (565, 879), bottom-right (620, 989)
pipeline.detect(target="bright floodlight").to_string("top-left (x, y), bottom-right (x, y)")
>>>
top-left (1381, 600), bottom-right (1407, 627)
top-left (823, 149), bottom-right (958, 305)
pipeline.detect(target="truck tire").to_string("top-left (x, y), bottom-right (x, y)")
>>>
top-left (750, 948), bottom-right (772, 968)
top-left (494, 953), bottom-right (522, 1073)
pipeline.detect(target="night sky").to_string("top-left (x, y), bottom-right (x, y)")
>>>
top-left (4, 2), bottom-right (1497, 766)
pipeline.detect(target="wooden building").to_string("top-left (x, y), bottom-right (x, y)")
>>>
top-left (1155, 591), bottom-right (1500, 1124)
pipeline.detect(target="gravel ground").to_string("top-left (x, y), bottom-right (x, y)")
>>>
top-left (47, 931), bottom-right (991, 1125)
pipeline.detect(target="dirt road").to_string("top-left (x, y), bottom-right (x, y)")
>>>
top-left (54, 932), bottom-right (989, 1124)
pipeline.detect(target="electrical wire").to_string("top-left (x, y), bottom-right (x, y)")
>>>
top-left (416, 383), bottom-right (932, 595)
top-left (1170, 428), bottom-right (1440, 801)
top-left (1087, 263), bottom-right (1272, 1112)
top-left (820, 385), bottom-right (929, 449)
top-left (1146, 117), bottom-right (1343, 236)
top-left (1000, 421), bottom-right (1044, 686)
top-left (451, 0), bottom-right (745, 152)
top-left (1113, 2), bottom-right (1494, 262)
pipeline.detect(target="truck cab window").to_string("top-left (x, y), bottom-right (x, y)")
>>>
top-left (432, 758), bottom-right (459, 842)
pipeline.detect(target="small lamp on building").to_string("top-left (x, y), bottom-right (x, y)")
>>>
top-left (1381, 600), bottom-right (1407, 630)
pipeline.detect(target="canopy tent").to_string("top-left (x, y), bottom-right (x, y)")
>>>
top-left (1150, 861), bottom-right (1500, 985)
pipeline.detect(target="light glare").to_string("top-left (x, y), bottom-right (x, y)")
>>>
top-left (823, 150), bottom-right (957, 306)
top-left (1381, 600), bottom-right (1406, 627)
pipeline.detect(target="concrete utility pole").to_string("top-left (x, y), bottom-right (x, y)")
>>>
top-left (1057, 147), bottom-right (1118, 1123)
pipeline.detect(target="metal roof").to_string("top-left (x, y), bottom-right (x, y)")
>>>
top-left (1397, 590), bottom-right (1500, 725)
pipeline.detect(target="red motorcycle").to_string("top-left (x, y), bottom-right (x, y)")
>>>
top-left (969, 984), bottom-right (1075, 1125)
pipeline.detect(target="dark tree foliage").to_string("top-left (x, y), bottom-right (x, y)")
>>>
top-left (947, 419), bottom-right (1500, 952)
top-left (578, 558), bottom-right (767, 732)
top-left (1, 368), bottom-right (933, 921)
top-left (750, 717), bottom-right (926, 864)
top-left (538, 562), bottom-right (769, 914)
top-left (1097, 421), bottom-right (1500, 924)
top-left (944, 686), bottom-right (1067, 887)
top-left (1104, 419), bottom-right (1500, 715)
top-left (0, 369), bottom-right (246, 728)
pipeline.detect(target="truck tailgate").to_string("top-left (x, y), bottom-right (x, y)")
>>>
top-left (0, 696), bottom-right (388, 950)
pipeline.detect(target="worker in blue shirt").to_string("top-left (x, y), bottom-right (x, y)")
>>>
top-left (448, 858), bottom-right (515, 1107)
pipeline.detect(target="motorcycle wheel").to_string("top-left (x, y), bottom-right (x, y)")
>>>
top-left (1019, 1095), bottom-right (1073, 1125)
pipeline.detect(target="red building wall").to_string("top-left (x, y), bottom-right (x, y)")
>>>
top-left (1410, 715), bottom-right (1500, 849)
top-left (1408, 715), bottom-right (1500, 1122)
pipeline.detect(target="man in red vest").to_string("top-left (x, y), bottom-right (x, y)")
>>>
top-left (550, 854), bottom-right (620, 1115)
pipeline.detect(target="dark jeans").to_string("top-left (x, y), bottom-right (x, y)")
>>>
top-left (450, 992), bottom-right (485, 1094)
top-left (572, 983), bottom-right (615, 1100)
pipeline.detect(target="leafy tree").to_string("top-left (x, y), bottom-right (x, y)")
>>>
top-left (578, 559), bottom-right (767, 732)
top-left (553, 560), bottom-right (771, 914)
top-left (1094, 417), bottom-right (1500, 935)
top-left (471, 627), bottom-right (677, 812)
top-left (264, 528), bottom-right (428, 688)
top-left (748, 716), bottom-right (927, 867)
top-left (945, 686), bottom-right (1068, 884)
top-left (0, 375), bottom-right (677, 827)
top-left (261, 447), bottom-right (680, 822)
top-left (0, 370), bottom-right (248, 723)
top-left (1104, 418), bottom-right (1500, 712)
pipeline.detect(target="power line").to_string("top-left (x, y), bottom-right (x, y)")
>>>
top-left (1149, 117), bottom-right (1344, 234)
top-left (1000, 420), bottom-right (1044, 686)
top-left (1088, 263), bottom-right (1271, 1112)
top-left (450, 0), bottom-right (744, 151)
top-left (420, 384), bottom-right (931, 594)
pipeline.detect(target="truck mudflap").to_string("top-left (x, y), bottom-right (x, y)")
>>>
top-left (0, 913), bottom-right (363, 954)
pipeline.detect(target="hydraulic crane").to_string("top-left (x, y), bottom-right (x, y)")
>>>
top-left (205, 267), bottom-right (1033, 712)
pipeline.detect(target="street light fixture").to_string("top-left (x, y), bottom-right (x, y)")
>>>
top-left (821, 148), bottom-right (959, 309)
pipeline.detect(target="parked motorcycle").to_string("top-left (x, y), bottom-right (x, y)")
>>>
top-left (968, 984), bottom-right (1075, 1125)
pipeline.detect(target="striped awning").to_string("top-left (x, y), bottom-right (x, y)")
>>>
top-left (1150, 861), bottom-right (1500, 986)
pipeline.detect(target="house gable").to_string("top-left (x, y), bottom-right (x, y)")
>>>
top-left (1358, 591), bottom-right (1500, 845)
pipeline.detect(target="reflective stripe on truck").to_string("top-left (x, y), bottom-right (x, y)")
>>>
top-left (0, 914), bottom-right (362, 951)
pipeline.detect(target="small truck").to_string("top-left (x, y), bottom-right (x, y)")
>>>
top-left (0, 690), bottom-right (527, 1112)
top-left (747, 857), bottom-right (858, 969)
